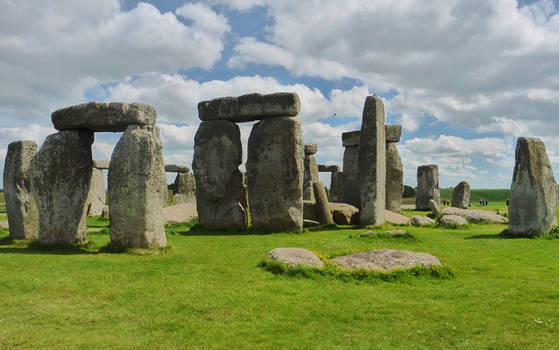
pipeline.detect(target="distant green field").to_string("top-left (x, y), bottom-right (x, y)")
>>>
top-left (403, 189), bottom-right (510, 205)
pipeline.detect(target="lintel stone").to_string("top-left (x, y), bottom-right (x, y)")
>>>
top-left (385, 125), bottom-right (402, 142)
top-left (318, 164), bottom-right (341, 172)
top-left (342, 131), bottom-right (360, 147)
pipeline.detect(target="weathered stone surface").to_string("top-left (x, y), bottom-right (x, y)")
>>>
top-left (440, 207), bottom-right (508, 224)
top-left (247, 116), bottom-right (304, 231)
top-left (342, 131), bottom-right (360, 147)
top-left (385, 125), bottom-right (402, 142)
top-left (193, 121), bottom-right (247, 230)
top-left (86, 167), bottom-right (106, 216)
top-left (358, 95), bottom-right (386, 225)
top-left (173, 172), bottom-right (196, 204)
top-left (303, 150), bottom-right (319, 201)
top-left (93, 159), bottom-right (110, 169)
top-left (332, 249), bottom-right (441, 271)
top-left (165, 164), bottom-right (189, 173)
top-left (313, 181), bottom-right (333, 225)
top-left (385, 142), bottom-right (403, 213)
top-left (330, 202), bottom-right (359, 225)
top-left (342, 145), bottom-right (360, 207)
top-left (439, 215), bottom-right (468, 228)
top-left (198, 93), bottom-right (300, 123)
top-left (3, 141), bottom-right (39, 239)
top-left (429, 199), bottom-right (441, 217)
top-left (109, 125), bottom-right (167, 248)
top-left (240, 171), bottom-right (249, 211)
top-left (329, 171), bottom-right (344, 203)
top-left (451, 181), bottom-right (470, 209)
top-left (171, 194), bottom-right (190, 205)
top-left (267, 248), bottom-right (324, 268)
top-left (163, 203), bottom-right (198, 224)
top-left (304, 143), bottom-right (317, 155)
top-left (52, 102), bottom-right (156, 132)
top-left (410, 216), bottom-right (436, 226)
top-left (385, 210), bottom-right (411, 225)
top-left (385, 229), bottom-right (408, 235)
top-left (30, 130), bottom-right (93, 244)
top-left (303, 219), bottom-right (320, 227)
top-left (303, 200), bottom-right (318, 221)
top-left (416, 165), bottom-right (440, 210)
top-left (318, 164), bottom-right (341, 172)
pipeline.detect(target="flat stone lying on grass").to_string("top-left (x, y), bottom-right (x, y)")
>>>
top-left (440, 207), bottom-right (508, 224)
top-left (332, 249), bottom-right (441, 272)
top-left (385, 210), bottom-right (411, 225)
top-left (330, 202), bottom-right (359, 225)
top-left (163, 203), bottom-right (198, 224)
top-left (267, 248), bottom-right (324, 268)
top-left (385, 229), bottom-right (408, 235)
top-left (410, 216), bottom-right (436, 226)
top-left (439, 215), bottom-right (468, 228)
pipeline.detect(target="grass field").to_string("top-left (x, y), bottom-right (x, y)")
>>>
top-left (402, 189), bottom-right (511, 206)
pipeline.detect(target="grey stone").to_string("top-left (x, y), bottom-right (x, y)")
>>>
top-left (171, 194), bottom-right (190, 205)
top-left (439, 215), bottom-right (468, 228)
top-left (3, 141), bottom-right (39, 239)
top-left (429, 199), bottom-right (441, 217)
top-left (163, 203), bottom-right (198, 224)
top-left (330, 202), bottom-right (359, 225)
top-left (329, 171), bottom-right (344, 203)
top-left (92, 159), bottom-right (110, 169)
top-left (385, 229), bottom-right (408, 235)
top-left (385, 210), bottom-right (411, 225)
top-left (304, 143), bottom-right (317, 155)
top-left (385, 142), bottom-right (404, 213)
top-left (452, 181), bottom-right (470, 209)
top-left (303, 149), bottom-right (319, 201)
top-left (240, 171), bottom-right (249, 212)
top-left (52, 102), bottom-right (156, 132)
top-left (173, 172), bottom-right (196, 203)
top-left (358, 95), bottom-right (386, 225)
top-left (342, 145), bottom-right (360, 206)
top-left (342, 131), bottom-right (360, 147)
top-left (193, 120), bottom-right (248, 230)
top-left (313, 181), bottom-right (333, 225)
top-left (416, 165), bottom-right (440, 210)
top-left (331, 249), bottom-right (441, 271)
top-left (30, 130), bottom-right (93, 244)
top-left (410, 216), bottom-right (436, 226)
top-left (318, 164), bottom-right (341, 172)
top-left (303, 200), bottom-right (318, 222)
top-left (267, 248), bottom-right (324, 268)
top-left (109, 125), bottom-right (167, 248)
top-left (440, 207), bottom-right (508, 224)
top-left (385, 125), bottom-right (402, 142)
top-left (509, 137), bottom-right (558, 236)
top-left (247, 116), bottom-right (304, 231)
top-left (165, 164), bottom-right (189, 173)
top-left (303, 219), bottom-right (320, 227)
top-left (86, 167), bottom-right (106, 216)
top-left (198, 92), bottom-right (300, 123)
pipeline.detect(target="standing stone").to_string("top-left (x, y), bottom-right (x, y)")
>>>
top-left (330, 171), bottom-right (344, 203)
top-left (452, 181), bottom-right (470, 209)
top-left (173, 172), bottom-right (196, 203)
top-left (416, 165), bottom-right (440, 211)
top-left (30, 130), bottom-right (93, 244)
top-left (358, 95), bottom-right (386, 225)
top-left (86, 167), bottom-right (106, 216)
top-left (509, 137), bottom-right (558, 236)
top-left (109, 125), bottom-right (167, 248)
top-left (313, 181), bottom-right (333, 225)
top-left (429, 199), bottom-right (441, 217)
top-left (342, 131), bottom-right (360, 206)
top-left (303, 143), bottom-right (319, 201)
top-left (247, 116), bottom-right (304, 231)
top-left (3, 141), bottom-right (39, 239)
top-left (193, 120), bottom-right (247, 230)
top-left (385, 142), bottom-right (404, 213)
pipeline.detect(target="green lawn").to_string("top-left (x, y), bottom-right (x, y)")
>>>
top-left (1, 209), bottom-right (559, 349)
top-left (402, 189), bottom-right (511, 206)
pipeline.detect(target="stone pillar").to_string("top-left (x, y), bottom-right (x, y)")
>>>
top-left (172, 172), bottom-right (196, 204)
top-left (416, 164), bottom-right (440, 211)
top-left (109, 125), bottom-right (167, 248)
top-left (342, 131), bottom-right (360, 207)
top-left (358, 95), bottom-right (386, 225)
top-left (385, 125), bottom-right (404, 213)
top-left (30, 130), bottom-right (93, 244)
top-left (509, 137), bottom-right (558, 236)
top-left (303, 143), bottom-right (318, 201)
top-left (330, 171), bottom-right (344, 203)
top-left (247, 116), bottom-right (304, 231)
top-left (451, 181), bottom-right (470, 209)
top-left (313, 181), bottom-right (333, 224)
top-left (86, 167), bottom-right (106, 216)
top-left (193, 120), bottom-right (247, 230)
top-left (3, 141), bottom-right (39, 239)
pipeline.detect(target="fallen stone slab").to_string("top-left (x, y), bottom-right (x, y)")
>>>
top-left (410, 216), bottom-right (436, 226)
top-left (163, 203), bottom-right (198, 224)
top-left (331, 249), bottom-right (441, 271)
top-left (165, 164), bottom-right (189, 173)
top-left (330, 202), bottom-right (359, 225)
top-left (267, 248), bottom-right (324, 268)
top-left (440, 207), bottom-right (508, 224)
top-left (439, 215), bottom-right (468, 228)
top-left (52, 102), bottom-right (157, 132)
top-left (385, 210), bottom-right (411, 225)
top-left (318, 164), bottom-right (342, 172)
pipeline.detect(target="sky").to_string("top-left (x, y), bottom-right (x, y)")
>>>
top-left (1, 0), bottom-right (559, 188)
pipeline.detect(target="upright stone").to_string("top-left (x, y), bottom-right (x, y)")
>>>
top-left (86, 167), bottom-right (106, 216)
top-left (416, 165), bottom-right (440, 211)
top-left (30, 130), bottom-right (93, 244)
top-left (329, 171), bottom-right (344, 203)
top-left (313, 181), bottom-right (333, 225)
top-left (109, 125), bottom-right (167, 248)
top-left (3, 141), bottom-right (39, 239)
top-left (193, 121), bottom-right (247, 230)
top-left (385, 142), bottom-right (404, 213)
top-left (358, 95), bottom-right (386, 225)
top-left (173, 172), bottom-right (196, 203)
top-left (247, 116), bottom-right (304, 231)
top-left (509, 137), bottom-right (558, 236)
top-left (342, 131), bottom-right (360, 206)
top-left (303, 143), bottom-right (319, 201)
top-left (451, 181), bottom-right (470, 209)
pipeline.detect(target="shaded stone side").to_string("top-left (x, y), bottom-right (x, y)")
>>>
top-left (329, 171), bottom-right (344, 203)
top-left (303, 144), bottom-right (319, 201)
top-left (385, 142), bottom-right (404, 213)
top-left (313, 181), bottom-right (333, 225)
top-left (109, 125), bottom-right (167, 248)
top-left (86, 167), bottom-right (106, 216)
top-left (416, 165), bottom-right (440, 211)
top-left (318, 164), bottom-right (341, 172)
top-left (173, 172), bottom-right (196, 203)
top-left (509, 137), bottom-right (558, 236)
top-left (193, 120), bottom-right (247, 230)
top-left (247, 116), bottom-right (304, 231)
top-left (3, 141), bottom-right (39, 239)
top-left (451, 181), bottom-right (470, 209)
top-left (30, 130), bottom-right (93, 244)
top-left (385, 125), bottom-right (402, 142)
top-left (165, 164), bottom-right (189, 173)
top-left (342, 145), bottom-right (360, 206)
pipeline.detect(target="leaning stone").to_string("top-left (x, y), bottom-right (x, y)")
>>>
top-left (173, 172), bottom-right (196, 203)
top-left (165, 164), bottom-right (189, 173)
top-left (410, 216), bottom-right (436, 226)
top-left (267, 248), bottom-right (324, 268)
top-left (303, 219), bottom-right (320, 227)
top-left (429, 199), bottom-right (441, 217)
top-left (385, 210), bottom-right (411, 225)
top-left (304, 143), bottom-right (317, 155)
top-left (86, 167), bottom-right (106, 217)
top-left (342, 131), bottom-right (360, 147)
top-left (385, 142), bottom-right (404, 213)
top-left (193, 120), bottom-right (248, 230)
top-left (3, 141), bottom-right (39, 239)
top-left (358, 95), bottom-right (386, 225)
top-left (313, 181), bottom-right (333, 225)
top-left (440, 207), bottom-right (508, 224)
top-left (30, 130), bottom-right (93, 244)
top-left (330, 202), bottom-right (359, 225)
top-left (452, 181), bottom-right (470, 209)
top-left (318, 164), bottom-right (342, 172)
top-left (385, 125), bottom-right (402, 142)
top-left (92, 159), bottom-right (110, 169)
top-left (109, 125), bottom-right (167, 248)
top-left (52, 102), bottom-right (156, 132)
top-left (303, 147), bottom-right (319, 201)
top-left (329, 171), bottom-right (344, 203)
top-left (331, 249), bottom-right (441, 271)
top-left (416, 165), bottom-right (440, 210)
top-left (198, 92), bottom-right (300, 123)
top-left (509, 137), bottom-right (558, 236)
top-left (247, 116), bottom-right (304, 231)
top-left (439, 215), bottom-right (468, 228)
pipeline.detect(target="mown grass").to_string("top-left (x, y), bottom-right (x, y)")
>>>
top-left (402, 189), bottom-right (511, 205)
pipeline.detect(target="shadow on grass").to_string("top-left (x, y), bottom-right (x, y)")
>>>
top-left (465, 230), bottom-right (559, 240)
top-left (170, 220), bottom-right (340, 236)
top-left (0, 239), bottom-right (100, 255)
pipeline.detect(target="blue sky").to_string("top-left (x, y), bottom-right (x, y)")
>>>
top-left (1, 0), bottom-right (559, 188)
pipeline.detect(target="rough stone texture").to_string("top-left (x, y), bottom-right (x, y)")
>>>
top-left (385, 125), bottom-right (402, 142)
top-left (3, 141), bottom-right (39, 239)
top-left (451, 181), bottom-right (470, 209)
top-left (165, 164), bottom-right (189, 173)
top-left (247, 116), bottom-right (304, 231)
top-left (240, 171), bottom-right (249, 212)
top-left (330, 202), bottom-right (359, 225)
top-left (440, 207), bottom-right (508, 224)
top-left (303, 200), bottom-right (318, 222)
top-left (30, 130), bottom-right (93, 244)
top-left (416, 165), bottom-right (440, 210)
top-left (303, 149), bottom-right (319, 201)
top-left (303, 219), bottom-right (320, 227)
top-left (163, 203), bottom-right (198, 224)
top-left (410, 216), bottom-right (436, 226)
top-left (304, 143), bottom-right (317, 155)
top-left (332, 249), bottom-right (441, 271)
top-left (198, 93), bottom-right (300, 123)
top-left (385, 142), bottom-right (404, 213)
top-left (86, 167), bottom-right (106, 216)
top-left (358, 95), bottom-right (386, 225)
top-left (342, 131), bottom-right (360, 147)
top-left (342, 145), bottom-right (360, 206)
top-left (109, 125), bottom-right (167, 248)
top-left (193, 121), bottom-right (247, 230)
top-left (93, 159), bottom-right (110, 169)
top-left (52, 102), bottom-right (156, 132)
top-left (329, 171), bottom-right (344, 203)
top-left (439, 215), bottom-right (468, 228)
top-left (509, 137), bottom-right (558, 236)
top-left (313, 181), bottom-right (333, 224)
top-left (173, 172), bottom-right (196, 204)
top-left (171, 194), bottom-right (190, 205)
top-left (318, 164), bottom-right (341, 172)
top-left (385, 210), bottom-right (411, 225)
top-left (267, 248), bottom-right (324, 268)
top-left (429, 199), bottom-right (441, 217)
